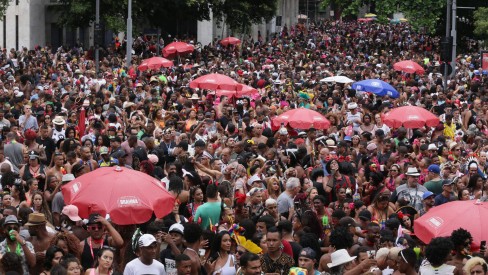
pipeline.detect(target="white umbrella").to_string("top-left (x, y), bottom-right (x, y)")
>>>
top-left (320, 76), bottom-right (354, 84)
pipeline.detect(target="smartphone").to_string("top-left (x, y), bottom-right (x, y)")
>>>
top-left (481, 240), bottom-right (486, 250)
top-left (161, 226), bottom-right (169, 233)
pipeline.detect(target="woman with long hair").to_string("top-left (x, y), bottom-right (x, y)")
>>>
top-left (31, 191), bottom-right (54, 224)
top-left (41, 245), bottom-right (65, 275)
top-left (85, 246), bottom-right (118, 275)
top-left (50, 232), bottom-right (82, 259)
top-left (187, 186), bottom-right (204, 219)
top-left (384, 164), bottom-right (403, 192)
top-left (10, 183), bottom-right (27, 208)
top-left (265, 177), bottom-right (281, 200)
top-left (367, 190), bottom-right (395, 229)
top-left (467, 174), bottom-right (484, 199)
top-left (209, 231), bottom-right (236, 275)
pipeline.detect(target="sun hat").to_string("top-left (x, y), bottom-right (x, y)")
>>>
top-left (52, 116), bottom-right (66, 125)
top-left (405, 167), bottom-right (421, 176)
top-left (62, 205), bottom-right (82, 222)
top-left (3, 215), bottom-right (20, 226)
top-left (138, 234), bottom-right (157, 247)
top-left (24, 213), bottom-right (47, 226)
top-left (327, 249), bottom-right (357, 268)
top-left (190, 94), bottom-right (200, 100)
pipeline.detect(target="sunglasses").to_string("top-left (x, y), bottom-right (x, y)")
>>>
top-left (236, 250), bottom-right (246, 255)
top-left (6, 225), bottom-right (19, 231)
top-left (87, 224), bottom-right (102, 231)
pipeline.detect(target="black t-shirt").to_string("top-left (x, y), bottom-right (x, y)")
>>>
top-left (36, 136), bottom-right (56, 165)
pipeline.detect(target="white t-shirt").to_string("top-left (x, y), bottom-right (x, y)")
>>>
top-left (124, 258), bottom-right (166, 275)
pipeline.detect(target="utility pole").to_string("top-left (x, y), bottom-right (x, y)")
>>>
top-left (126, 0), bottom-right (132, 68)
top-left (451, 0), bottom-right (456, 77)
top-left (95, 0), bottom-right (100, 73)
top-left (443, 0), bottom-right (451, 90)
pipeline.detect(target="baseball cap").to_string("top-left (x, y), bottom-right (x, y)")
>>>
top-left (62, 174), bottom-right (75, 182)
top-left (28, 150), bottom-right (39, 160)
top-left (62, 205), bottom-right (82, 222)
top-left (110, 136), bottom-right (122, 143)
top-left (169, 223), bottom-right (184, 235)
top-left (442, 179), bottom-right (453, 186)
top-left (427, 164), bottom-right (440, 174)
top-left (339, 217), bottom-right (358, 228)
top-left (99, 146), bottom-right (109, 155)
top-left (138, 234), bottom-right (157, 247)
top-left (422, 191), bottom-right (435, 200)
top-left (299, 247), bottom-right (317, 260)
top-left (358, 210), bottom-right (372, 221)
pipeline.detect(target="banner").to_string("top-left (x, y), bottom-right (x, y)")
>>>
top-left (482, 51), bottom-right (488, 71)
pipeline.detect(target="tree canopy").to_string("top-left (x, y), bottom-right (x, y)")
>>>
top-left (474, 7), bottom-right (488, 40)
top-left (53, 0), bottom-right (277, 35)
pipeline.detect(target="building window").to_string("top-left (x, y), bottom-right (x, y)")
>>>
top-left (16, 0), bottom-right (19, 5)
top-left (15, 15), bottom-right (18, 50)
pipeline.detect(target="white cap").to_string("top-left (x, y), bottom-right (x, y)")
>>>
top-left (169, 223), bottom-right (184, 235)
top-left (279, 128), bottom-right (288, 135)
top-left (138, 234), bottom-right (157, 247)
top-left (427, 144), bottom-right (438, 151)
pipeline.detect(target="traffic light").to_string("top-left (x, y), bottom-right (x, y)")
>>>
top-left (440, 36), bottom-right (453, 62)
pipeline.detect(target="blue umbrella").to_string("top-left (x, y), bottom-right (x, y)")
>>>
top-left (352, 79), bottom-right (400, 98)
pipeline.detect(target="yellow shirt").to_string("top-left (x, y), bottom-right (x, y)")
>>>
top-left (444, 123), bottom-right (455, 139)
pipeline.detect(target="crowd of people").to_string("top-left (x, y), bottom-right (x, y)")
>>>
top-left (0, 18), bottom-right (486, 275)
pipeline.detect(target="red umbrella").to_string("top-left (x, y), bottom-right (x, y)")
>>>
top-left (358, 18), bottom-right (374, 23)
top-left (393, 60), bottom-right (425, 75)
top-left (216, 84), bottom-right (257, 97)
top-left (62, 167), bottom-right (175, 225)
top-left (162, 42), bottom-right (194, 58)
top-left (383, 106), bottom-right (439, 128)
top-left (414, 201), bottom-right (488, 246)
top-left (272, 108), bottom-right (330, 129)
top-left (138, 57), bottom-right (174, 71)
top-left (190, 73), bottom-right (242, 91)
top-left (220, 37), bottom-right (241, 46)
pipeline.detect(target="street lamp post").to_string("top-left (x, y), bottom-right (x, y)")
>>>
top-left (126, 0), bottom-right (132, 68)
top-left (95, 0), bottom-right (100, 73)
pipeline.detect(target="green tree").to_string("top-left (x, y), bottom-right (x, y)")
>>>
top-left (320, 0), bottom-right (445, 33)
top-left (474, 7), bottom-right (488, 39)
top-left (0, 0), bottom-right (9, 18)
top-left (212, 0), bottom-right (278, 34)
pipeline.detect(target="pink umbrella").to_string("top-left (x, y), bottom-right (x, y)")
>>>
top-left (215, 84), bottom-right (257, 97)
top-left (220, 37), bottom-right (241, 46)
top-left (393, 60), bottom-right (425, 75)
top-left (272, 108), bottom-right (331, 129)
top-left (358, 18), bottom-right (374, 23)
top-left (162, 42), bottom-right (194, 58)
top-left (138, 57), bottom-right (174, 71)
top-left (383, 106), bottom-right (439, 128)
top-left (190, 73), bottom-right (242, 91)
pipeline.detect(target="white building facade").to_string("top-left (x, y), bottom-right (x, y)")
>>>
top-left (0, 0), bottom-right (299, 51)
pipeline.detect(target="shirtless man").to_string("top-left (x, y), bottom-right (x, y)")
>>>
top-left (78, 146), bottom-right (99, 174)
top-left (45, 153), bottom-right (71, 184)
top-left (252, 123), bottom-right (268, 145)
top-left (183, 223), bottom-right (203, 275)
top-left (26, 213), bottom-right (55, 274)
